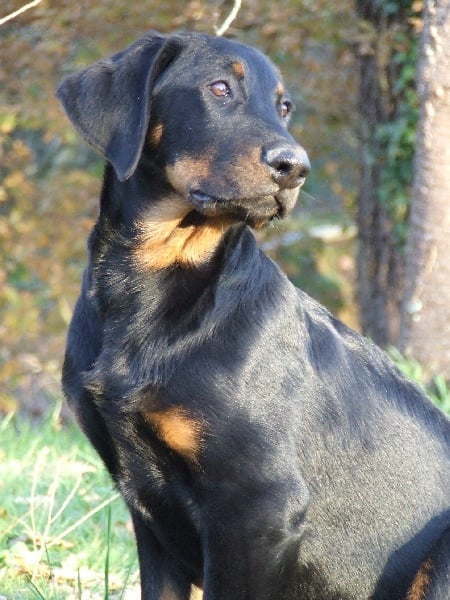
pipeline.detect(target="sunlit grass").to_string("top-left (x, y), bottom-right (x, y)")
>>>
top-left (390, 347), bottom-right (450, 415)
top-left (0, 401), bottom-right (139, 599)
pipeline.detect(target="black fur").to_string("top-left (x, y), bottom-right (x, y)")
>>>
top-left (58, 31), bottom-right (450, 599)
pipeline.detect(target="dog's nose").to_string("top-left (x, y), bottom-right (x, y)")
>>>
top-left (264, 145), bottom-right (311, 189)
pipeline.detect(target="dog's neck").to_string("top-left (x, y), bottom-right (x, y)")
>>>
top-left (89, 164), bottom-right (251, 325)
top-left (98, 163), bottom-right (234, 271)
top-left (85, 197), bottom-right (282, 392)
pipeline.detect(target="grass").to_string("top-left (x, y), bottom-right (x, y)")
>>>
top-left (390, 347), bottom-right (450, 415)
top-left (1, 358), bottom-right (449, 599)
top-left (0, 400), bottom-right (139, 599)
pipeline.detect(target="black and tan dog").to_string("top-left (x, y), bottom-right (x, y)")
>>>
top-left (58, 31), bottom-right (450, 599)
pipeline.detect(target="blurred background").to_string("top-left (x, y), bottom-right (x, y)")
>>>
top-left (1, 0), bottom-right (449, 417)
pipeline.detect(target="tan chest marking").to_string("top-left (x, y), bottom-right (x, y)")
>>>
top-left (144, 406), bottom-right (204, 463)
top-left (134, 198), bottom-right (231, 270)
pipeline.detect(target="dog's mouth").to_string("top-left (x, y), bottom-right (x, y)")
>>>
top-left (187, 189), bottom-right (297, 228)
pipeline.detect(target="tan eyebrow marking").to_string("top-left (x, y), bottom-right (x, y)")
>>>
top-left (148, 122), bottom-right (164, 148)
top-left (231, 60), bottom-right (245, 79)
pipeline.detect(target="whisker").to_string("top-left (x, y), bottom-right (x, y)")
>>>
top-left (298, 188), bottom-right (320, 204)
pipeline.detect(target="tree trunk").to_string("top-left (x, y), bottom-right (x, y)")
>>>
top-left (355, 1), bottom-right (414, 347)
top-left (356, 45), bottom-right (393, 346)
top-left (399, 0), bottom-right (450, 376)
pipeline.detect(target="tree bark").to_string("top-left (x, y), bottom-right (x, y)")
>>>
top-left (355, 1), bottom-right (410, 346)
top-left (399, 1), bottom-right (450, 376)
top-left (356, 48), bottom-right (397, 346)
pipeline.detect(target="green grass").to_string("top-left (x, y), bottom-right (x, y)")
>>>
top-left (0, 401), bottom-right (138, 599)
top-left (1, 360), bottom-right (449, 598)
top-left (390, 347), bottom-right (450, 415)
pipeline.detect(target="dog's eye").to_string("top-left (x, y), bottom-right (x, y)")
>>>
top-left (209, 81), bottom-right (232, 98)
top-left (279, 99), bottom-right (293, 119)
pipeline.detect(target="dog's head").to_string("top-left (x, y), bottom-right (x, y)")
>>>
top-left (57, 31), bottom-right (310, 230)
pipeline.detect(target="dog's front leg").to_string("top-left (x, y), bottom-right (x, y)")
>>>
top-left (201, 526), bottom-right (297, 600)
top-left (131, 510), bottom-right (193, 600)
top-left (200, 486), bottom-right (307, 600)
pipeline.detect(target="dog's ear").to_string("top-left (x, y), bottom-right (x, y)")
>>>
top-left (56, 31), bottom-right (182, 181)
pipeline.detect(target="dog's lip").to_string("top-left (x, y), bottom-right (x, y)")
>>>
top-left (189, 190), bottom-right (217, 212)
top-left (188, 189), bottom-right (287, 222)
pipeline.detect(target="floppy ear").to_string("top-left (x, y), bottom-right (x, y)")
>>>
top-left (56, 31), bottom-right (182, 181)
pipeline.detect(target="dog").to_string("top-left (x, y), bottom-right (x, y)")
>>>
top-left (57, 31), bottom-right (450, 599)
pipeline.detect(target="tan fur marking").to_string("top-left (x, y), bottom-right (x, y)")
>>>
top-left (160, 584), bottom-right (177, 600)
top-left (148, 122), bottom-right (164, 148)
top-left (160, 583), bottom-right (181, 600)
top-left (231, 60), bottom-right (245, 79)
top-left (406, 558), bottom-right (433, 600)
top-left (177, 217), bottom-right (233, 267)
top-left (145, 407), bottom-right (204, 463)
top-left (166, 156), bottom-right (212, 195)
top-left (190, 585), bottom-right (203, 599)
top-left (134, 197), bottom-right (232, 270)
top-left (239, 145), bottom-right (273, 183)
top-left (276, 81), bottom-right (285, 97)
top-left (134, 146), bottom-right (274, 269)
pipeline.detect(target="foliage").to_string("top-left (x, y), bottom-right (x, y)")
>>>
top-left (263, 214), bottom-right (358, 326)
top-left (375, 2), bottom-right (421, 248)
top-left (0, 403), bottom-right (138, 599)
top-left (354, 0), bottom-right (422, 347)
top-left (390, 347), bottom-right (450, 414)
